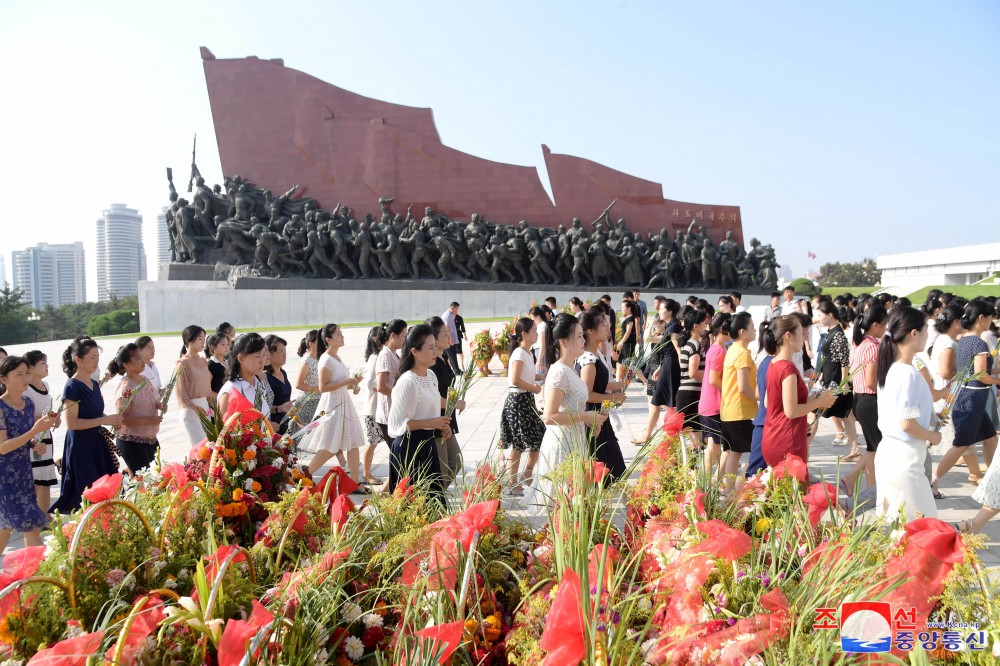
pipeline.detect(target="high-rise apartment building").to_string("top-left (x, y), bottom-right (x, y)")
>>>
top-left (156, 206), bottom-right (171, 269)
top-left (0, 254), bottom-right (6, 286)
top-left (11, 242), bottom-right (87, 308)
top-left (96, 203), bottom-right (146, 301)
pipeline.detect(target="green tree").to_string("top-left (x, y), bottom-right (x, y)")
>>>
top-left (0, 284), bottom-right (39, 344)
top-left (816, 258), bottom-right (880, 287)
top-left (789, 277), bottom-right (821, 297)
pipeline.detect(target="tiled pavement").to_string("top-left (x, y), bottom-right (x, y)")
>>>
top-left (4, 322), bottom-right (998, 570)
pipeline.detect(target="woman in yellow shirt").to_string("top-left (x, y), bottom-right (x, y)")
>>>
top-left (720, 312), bottom-right (758, 495)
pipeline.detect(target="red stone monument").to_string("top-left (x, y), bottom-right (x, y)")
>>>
top-left (202, 47), bottom-right (743, 243)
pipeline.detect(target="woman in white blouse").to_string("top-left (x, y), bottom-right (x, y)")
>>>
top-left (523, 314), bottom-right (607, 511)
top-left (386, 324), bottom-right (452, 503)
top-left (875, 307), bottom-right (940, 521)
top-left (218, 333), bottom-right (271, 420)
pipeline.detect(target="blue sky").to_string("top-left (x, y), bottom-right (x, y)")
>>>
top-left (1, 1), bottom-right (997, 299)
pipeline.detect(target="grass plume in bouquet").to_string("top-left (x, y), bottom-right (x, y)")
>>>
top-left (620, 339), bottom-right (668, 385)
top-left (447, 363), bottom-right (479, 417)
top-left (159, 362), bottom-right (186, 416)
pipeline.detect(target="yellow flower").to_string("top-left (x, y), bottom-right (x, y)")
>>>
top-left (251, 481), bottom-right (262, 493)
top-left (755, 517), bottom-right (773, 535)
top-left (242, 449), bottom-right (256, 461)
top-left (232, 489), bottom-right (244, 501)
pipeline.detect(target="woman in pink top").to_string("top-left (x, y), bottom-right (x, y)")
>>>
top-left (107, 343), bottom-right (162, 474)
top-left (175, 325), bottom-right (213, 446)
top-left (843, 305), bottom-right (888, 494)
top-left (698, 313), bottom-right (731, 478)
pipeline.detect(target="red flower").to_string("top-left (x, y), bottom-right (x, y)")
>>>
top-left (394, 476), bottom-right (412, 498)
top-left (330, 494), bottom-right (355, 531)
top-left (225, 388), bottom-right (265, 426)
top-left (415, 620), bottom-right (464, 665)
top-left (103, 595), bottom-right (166, 665)
top-left (362, 625), bottom-right (385, 649)
top-left (26, 630), bottom-right (105, 666)
top-left (1, 545), bottom-right (46, 582)
top-left (661, 407), bottom-right (685, 437)
top-left (586, 461), bottom-right (609, 485)
top-left (771, 455), bottom-right (808, 484)
top-left (312, 466), bottom-right (358, 502)
top-left (803, 482), bottom-right (839, 527)
top-left (204, 545), bottom-right (246, 587)
top-left (82, 473), bottom-right (123, 504)
top-left (217, 600), bottom-right (275, 666)
top-left (539, 567), bottom-right (585, 666)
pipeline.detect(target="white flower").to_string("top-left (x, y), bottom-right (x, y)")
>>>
top-left (640, 637), bottom-right (657, 655)
top-left (123, 573), bottom-right (137, 590)
top-left (178, 596), bottom-right (198, 613)
top-left (362, 612), bottom-right (383, 628)
top-left (341, 601), bottom-right (362, 623)
top-left (178, 568), bottom-right (190, 580)
top-left (232, 469), bottom-right (242, 480)
top-left (0, 659), bottom-right (27, 666)
top-left (638, 597), bottom-right (653, 612)
top-left (343, 636), bottom-right (364, 660)
top-left (185, 526), bottom-right (195, 538)
top-left (245, 479), bottom-right (255, 491)
top-left (163, 578), bottom-right (177, 590)
top-left (316, 649), bottom-right (328, 663)
top-left (246, 459), bottom-right (257, 471)
top-left (247, 444), bottom-right (257, 454)
top-left (274, 458), bottom-right (284, 469)
top-left (153, 560), bottom-right (167, 574)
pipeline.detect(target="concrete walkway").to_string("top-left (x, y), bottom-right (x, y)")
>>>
top-left (3, 323), bottom-right (998, 570)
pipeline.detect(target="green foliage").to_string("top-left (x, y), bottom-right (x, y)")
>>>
top-left (815, 258), bottom-right (880, 287)
top-left (788, 278), bottom-right (821, 297)
top-left (87, 307), bottom-right (139, 337)
top-left (906, 284), bottom-right (1000, 304)
top-left (0, 283), bottom-right (39, 345)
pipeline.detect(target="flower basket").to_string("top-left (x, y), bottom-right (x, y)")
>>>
top-left (492, 320), bottom-right (515, 377)
top-left (471, 330), bottom-right (494, 378)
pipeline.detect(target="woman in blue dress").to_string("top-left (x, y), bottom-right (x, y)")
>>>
top-left (0, 356), bottom-right (57, 551)
top-left (50, 338), bottom-right (122, 514)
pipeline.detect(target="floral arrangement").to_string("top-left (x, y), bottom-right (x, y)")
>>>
top-left (1, 401), bottom-right (998, 665)
top-left (471, 329), bottom-right (494, 365)
top-left (492, 319), bottom-right (516, 356)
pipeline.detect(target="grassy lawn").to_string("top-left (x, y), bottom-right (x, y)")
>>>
top-left (906, 284), bottom-right (1000, 304)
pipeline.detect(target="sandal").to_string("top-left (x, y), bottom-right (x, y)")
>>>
top-left (954, 520), bottom-right (970, 534)
top-left (842, 451), bottom-right (860, 463)
top-left (506, 485), bottom-right (524, 497)
top-left (932, 485), bottom-right (944, 500)
top-left (968, 474), bottom-right (983, 485)
top-left (833, 432), bottom-right (846, 446)
top-left (632, 437), bottom-right (647, 446)
top-left (365, 476), bottom-right (383, 485)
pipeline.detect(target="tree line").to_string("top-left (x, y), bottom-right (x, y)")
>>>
top-left (0, 284), bottom-right (140, 345)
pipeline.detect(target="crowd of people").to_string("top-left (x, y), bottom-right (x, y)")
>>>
top-left (1, 285), bottom-right (1000, 551)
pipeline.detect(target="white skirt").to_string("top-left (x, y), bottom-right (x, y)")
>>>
top-left (874, 436), bottom-right (937, 521)
top-left (522, 423), bottom-right (587, 515)
top-left (178, 397), bottom-right (210, 445)
top-left (300, 389), bottom-right (364, 455)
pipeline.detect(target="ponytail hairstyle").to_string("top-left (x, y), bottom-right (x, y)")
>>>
top-left (529, 306), bottom-right (546, 320)
top-left (216, 322), bottom-right (234, 338)
top-left (877, 306), bottom-right (926, 388)
top-left (509, 317), bottom-right (535, 353)
top-left (204, 332), bottom-right (226, 359)
top-left (961, 299), bottom-right (997, 331)
top-left (853, 305), bottom-right (889, 346)
top-left (708, 312), bottom-right (733, 341)
top-left (545, 313), bottom-right (581, 367)
top-left (678, 308), bottom-right (709, 347)
top-left (763, 315), bottom-right (801, 355)
top-left (135, 335), bottom-right (154, 356)
top-left (63, 335), bottom-right (99, 377)
top-left (921, 298), bottom-right (942, 318)
top-left (816, 300), bottom-right (843, 326)
top-left (568, 296), bottom-right (584, 311)
top-left (933, 304), bottom-right (964, 335)
top-left (180, 325), bottom-right (206, 357)
top-left (398, 324), bottom-right (434, 378)
top-left (364, 326), bottom-right (383, 361)
top-left (316, 323), bottom-right (340, 356)
top-left (755, 320), bottom-right (769, 355)
top-left (730, 312), bottom-right (754, 341)
top-left (660, 298), bottom-right (680, 320)
top-left (228, 332), bottom-right (266, 381)
top-left (298, 329), bottom-right (319, 357)
top-left (107, 343), bottom-right (141, 376)
top-left (381, 319), bottom-right (408, 349)
top-left (579, 309), bottom-right (605, 344)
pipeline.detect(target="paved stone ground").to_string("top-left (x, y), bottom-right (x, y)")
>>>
top-left (4, 322), bottom-right (998, 570)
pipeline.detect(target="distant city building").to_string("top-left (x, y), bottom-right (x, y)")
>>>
top-left (0, 254), bottom-right (6, 286)
top-left (878, 242), bottom-right (1000, 295)
top-left (96, 203), bottom-right (147, 302)
top-left (156, 206), bottom-right (171, 269)
top-left (11, 242), bottom-right (87, 308)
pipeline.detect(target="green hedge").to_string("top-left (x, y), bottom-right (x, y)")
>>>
top-left (87, 309), bottom-right (140, 337)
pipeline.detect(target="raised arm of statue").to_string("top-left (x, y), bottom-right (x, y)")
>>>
top-left (280, 184), bottom-right (300, 201)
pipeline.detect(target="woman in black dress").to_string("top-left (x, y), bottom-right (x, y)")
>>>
top-left (264, 335), bottom-right (294, 434)
top-left (643, 299), bottom-right (682, 442)
top-left (579, 310), bottom-right (627, 481)
top-left (615, 300), bottom-right (641, 383)
top-left (816, 301), bottom-right (860, 461)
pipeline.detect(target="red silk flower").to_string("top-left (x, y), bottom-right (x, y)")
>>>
top-left (330, 493), bottom-right (355, 531)
top-left (225, 387), bottom-right (264, 425)
top-left (394, 475), bottom-right (412, 498)
top-left (27, 631), bottom-right (105, 666)
top-left (693, 519), bottom-right (752, 561)
top-left (425, 500), bottom-right (500, 589)
top-left (539, 566), bottom-right (586, 666)
top-left (415, 620), bottom-right (465, 665)
top-left (104, 595), bottom-right (166, 666)
top-left (218, 600), bottom-right (275, 666)
top-left (82, 473), bottom-right (123, 504)
top-left (587, 461), bottom-right (610, 484)
top-left (661, 407), bottom-right (685, 437)
top-left (803, 482), bottom-right (839, 527)
top-left (312, 466), bottom-right (359, 502)
top-left (771, 455), bottom-right (807, 484)
top-left (205, 545), bottom-right (245, 587)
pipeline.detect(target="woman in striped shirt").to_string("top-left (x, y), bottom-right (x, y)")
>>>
top-left (841, 306), bottom-right (888, 496)
top-left (675, 308), bottom-right (709, 445)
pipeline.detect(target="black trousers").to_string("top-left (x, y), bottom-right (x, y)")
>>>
top-left (116, 437), bottom-right (159, 474)
top-left (388, 428), bottom-right (445, 504)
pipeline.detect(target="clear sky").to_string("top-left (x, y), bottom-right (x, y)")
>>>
top-left (1, 0), bottom-right (997, 299)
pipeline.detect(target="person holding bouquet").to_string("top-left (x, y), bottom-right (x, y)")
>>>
top-left (205, 333), bottom-right (231, 398)
top-left (874, 306), bottom-right (940, 521)
top-left (580, 309), bottom-right (626, 482)
top-left (841, 306), bottom-right (889, 495)
top-left (23, 351), bottom-right (58, 510)
top-left (932, 300), bottom-right (1000, 493)
top-left (427, 317), bottom-right (464, 484)
top-left (358, 326), bottom-right (386, 486)
top-left (0, 356), bottom-right (57, 551)
top-left (301, 324), bottom-right (365, 484)
top-left (761, 316), bottom-right (836, 467)
top-left (375, 320), bottom-right (408, 451)
top-left (499, 317), bottom-right (545, 495)
top-left (264, 335), bottom-right (294, 434)
top-left (720, 312), bottom-right (757, 495)
top-left (815, 301), bottom-right (860, 461)
top-left (387, 324), bottom-right (452, 502)
top-left (50, 338), bottom-right (123, 514)
top-left (175, 325), bottom-right (213, 446)
top-left (107, 343), bottom-right (162, 474)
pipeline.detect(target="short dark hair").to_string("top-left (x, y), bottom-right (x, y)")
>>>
top-left (449, 302), bottom-right (460, 308)
top-left (729, 291), bottom-right (742, 301)
top-left (622, 291), bottom-right (634, 300)
top-left (545, 297), bottom-right (557, 307)
top-left (783, 286), bottom-right (795, 294)
top-left (771, 291), bottom-right (781, 299)
top-left (600, 294), bottom-right (611, 302)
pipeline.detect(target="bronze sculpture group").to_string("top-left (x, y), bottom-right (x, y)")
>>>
top-left (165, 168), bottom-right (780, 290)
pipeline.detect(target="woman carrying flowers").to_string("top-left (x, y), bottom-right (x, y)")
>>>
top-left (175, 325), bottom-right (213, 446)
top-left (22, 350), bottom-right (58, 510)
top-left (499, 317), bottom-right (545, 495)
top-left (0, 355), bottom-right (56, 550)
top-left (107, 343), bottom-right (162, 475)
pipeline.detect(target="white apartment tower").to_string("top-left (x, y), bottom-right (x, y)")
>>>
top-left (96, 203), bottom-right (147, 302)
top-left (156, 206), bottom-right (172, 272)
top-left (11, 242), bottom-right (87, 308)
